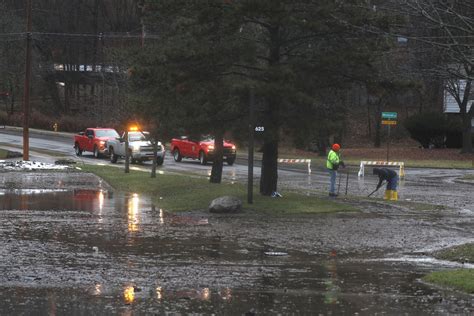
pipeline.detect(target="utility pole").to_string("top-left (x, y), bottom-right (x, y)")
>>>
top-left (22, 0), bottom-right (32, 161)
top-left (138, 0), bottom-right (146, 47)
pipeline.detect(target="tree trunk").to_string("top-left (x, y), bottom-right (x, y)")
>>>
top-left (9, 80), bottom-right (15, 115)
top-left (461, 113), bottom-right (473, 153)
top-left (460, 80), bottom-right (473, 153)
top-left (260, 138), bottom-right (278, 195)
top-left (365, 90), bottom-right (372, 137)
top-left (151, 140), bottom-right (157, 178)
top-left (260, 99), bottom-right (279, 195)
top-left (259, 26), bottom-right (281, 196)
top-left (374, 100), bottom-right (382, 148)
top-left (210, 131), bottom-right (224, 183)
top-left (65, 83), bottom-right (71, 113)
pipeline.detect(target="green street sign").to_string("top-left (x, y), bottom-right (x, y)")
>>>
top-left (382, 112), bottom-right (397, 120)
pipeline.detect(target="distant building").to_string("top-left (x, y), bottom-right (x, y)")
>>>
top-left (443, 79), bottom-right (474, 130)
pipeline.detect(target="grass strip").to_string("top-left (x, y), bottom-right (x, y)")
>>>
top-left (0, 148), bottom-right (7, 159)
top-left (434, 243), bottom-right (474, 264)
top-left (423, 269), bottom-right (474, 294)
top-left (80, 164), bottom-right (357, 214)
top-left (0, 142), bottom-right (67, 158)
top-left (403, 160), bottom-right (473, 169)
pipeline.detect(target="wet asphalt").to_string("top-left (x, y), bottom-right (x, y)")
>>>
top-left (0, 169), bottom-right (473, 314)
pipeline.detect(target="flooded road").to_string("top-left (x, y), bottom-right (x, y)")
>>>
top-left (0, 172), bottom-right (473, 314)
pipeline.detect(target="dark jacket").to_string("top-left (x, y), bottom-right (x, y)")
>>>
top-left (373, 168), bottom-right (397, 188)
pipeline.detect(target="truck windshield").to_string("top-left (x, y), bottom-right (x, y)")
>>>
top-left (95, 130), bottom-right (119, 138)
top-left (201, 137), bottom-right (214, 142)
top-left (129, 132), bottom-right (149, 142)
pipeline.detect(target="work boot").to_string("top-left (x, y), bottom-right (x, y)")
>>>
top-left (384, 190), bottom-right (391, 200)
top-left (390, 190), bottom-right (398, 201)
top-left (329, 192), bottom-right (338, 197)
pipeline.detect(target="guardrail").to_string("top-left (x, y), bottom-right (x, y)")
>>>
top-left (278, 158), bottom-right (311, 174)
top-left (358, 160), bottom-right (405, 178)
top-left (0, 126), bottom-right (73, 140)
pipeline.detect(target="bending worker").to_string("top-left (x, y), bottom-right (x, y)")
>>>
top-left (326, 143), bottom-right (345, 197)
top-left (373, 168), bottom-right (398, 201)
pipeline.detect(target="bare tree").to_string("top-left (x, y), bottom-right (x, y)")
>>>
top-left (396, 0), bottom-right (473, 152)
top-left (0, 2), bottom-right (24, 118)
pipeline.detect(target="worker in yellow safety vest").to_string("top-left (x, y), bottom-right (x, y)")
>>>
top-left (326, 143), bottom-right (345, 197)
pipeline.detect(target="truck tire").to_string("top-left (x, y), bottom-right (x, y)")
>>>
top-left (199, 151), bottom-right (207, 165)
top-left (74, 143), bottom-right (82, 156)
top-left (157, 157), bottom-right (164, 166)
top-left (93, 145), bottom-right (101, 158)
top-left (173, 149), bottom-right (182, 162)
top-left (227, 157), bottom-right (235, 166)
top-left (110, 148), bottom-right (118, 163)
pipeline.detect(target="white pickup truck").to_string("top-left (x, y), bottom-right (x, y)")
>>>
top-left (106, 131), bottom-right (165, 165)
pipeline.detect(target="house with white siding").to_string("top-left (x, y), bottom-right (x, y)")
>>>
top-left (443, 80), bottom-right (474, 130)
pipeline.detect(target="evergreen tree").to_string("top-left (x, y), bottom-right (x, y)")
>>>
top-left (133, 0), bottom-right (389, 193)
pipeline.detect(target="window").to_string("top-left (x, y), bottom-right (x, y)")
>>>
top-left (129, 132), bottom-right (149, 142)
top-left (95, 129), bottom-right (119, 138)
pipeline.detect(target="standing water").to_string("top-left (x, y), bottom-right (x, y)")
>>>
top-left (0, 178), bottom-right (472, 314)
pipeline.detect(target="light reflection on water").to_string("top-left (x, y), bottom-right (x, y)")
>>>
top-left (123, 286), bottom-right (135, 304)
top-left (323, 259), bottom-right (340, 305)
top-left (115, 285), bottom-right (216, 305)
top-left (156, 287), bottom-right (163, 300)
top-left (94, 284), bottom-right (102, 296)
top-left (127, 193), bottom-right (140, 232)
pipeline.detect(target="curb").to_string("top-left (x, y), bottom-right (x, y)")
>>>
top-left (453, 179), bottom-right (474, 186)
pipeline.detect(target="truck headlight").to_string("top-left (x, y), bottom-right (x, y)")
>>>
top-left (132, 144), bottom-right (141, 152)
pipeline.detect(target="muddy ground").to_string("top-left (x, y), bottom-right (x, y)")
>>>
top-left (0, 170), bottom-right (473, 315)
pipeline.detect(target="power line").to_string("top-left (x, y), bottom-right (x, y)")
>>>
top-left (0, 30), bottom-right (472, 41)
top-left (0, 31), bottom-right (160, 40)
top-left (0, 33), bottom-right (25, 37)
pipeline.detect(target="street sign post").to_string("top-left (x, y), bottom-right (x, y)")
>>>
top-left (381, 112), bottom-right (397, 120)
top-left (381, 112), bottom-right (397, 162)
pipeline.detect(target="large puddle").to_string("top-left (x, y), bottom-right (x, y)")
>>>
top-left (0, 189), bottom-right (472, 314)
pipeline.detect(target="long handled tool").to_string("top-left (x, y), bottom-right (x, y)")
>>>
top-left (337, 171), bottom-right (342, 195)
top-left (345, 171), bottom-right (349, 196)
top-left (367, 181), bottom-right (385, 197)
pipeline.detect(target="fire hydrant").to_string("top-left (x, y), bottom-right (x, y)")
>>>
top-left (53, 122), bottom-right (58, 132)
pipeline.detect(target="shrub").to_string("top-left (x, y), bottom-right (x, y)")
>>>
top-left (445, 116), bottom-right (463, 148)
top-left (58, 115), bottom-right (97, 132)
top-left (0, 111), bottom-right (7, 126)
top-left (404, 112), bottom-right (455, 148)
top-left (30, 111), bottom-right (57, 130)
top-left (5, 112), bottom-right (23, 127)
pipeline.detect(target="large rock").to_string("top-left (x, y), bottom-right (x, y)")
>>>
top-left (209, 196), bottom-right (242, 213)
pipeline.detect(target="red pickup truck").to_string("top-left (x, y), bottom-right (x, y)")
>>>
top-left (74, 128), bottom-right (119, 158)
top-left (170, 136), bottom-right (237, 165)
